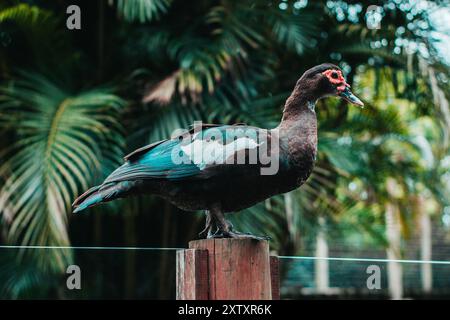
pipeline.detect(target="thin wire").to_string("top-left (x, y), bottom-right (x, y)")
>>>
top-left (0, 245), bottom-right (182, 251)
top-left (278, 256), bottom-right (450, 265)
top-left (0, 245), bottom-right (449, 265)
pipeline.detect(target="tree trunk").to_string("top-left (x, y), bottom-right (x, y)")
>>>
top-left (284, 192), bottom-right (300, 253)
top-left (385, 202), bottom-right (403, 299)
top-left (93, 211), bottom-right (102, 245)
top-left (284, 193), bottom-right (295, 240)
top-left (158, 201), bottom-right (173, 299)
top-left (315, 216), bottom-right (329, 294)
top-left (124, 202), bottom-right (136, 299)
top-left (97, 0), bottom-right (105, 81)
top-left (418, 196), bottom-right (432, 293)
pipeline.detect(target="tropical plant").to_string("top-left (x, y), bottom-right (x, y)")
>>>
top-left (0, 0), bottom-right (449, 298)
top-left (0, 72), bottom-right (125, 275)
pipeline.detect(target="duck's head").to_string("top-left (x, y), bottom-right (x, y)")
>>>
top-left (298, 63), bottom-right (364, 107)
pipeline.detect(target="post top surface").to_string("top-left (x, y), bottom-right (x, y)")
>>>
top-left (188, 238), bottom-right (269, 251)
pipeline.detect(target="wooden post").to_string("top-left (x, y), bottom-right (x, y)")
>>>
top-left (176, 238), bottom-right (278, 300)
top-left (270, 256), bottom-right (280, 300)
top-left (176, 249), bottom-right (209, 300)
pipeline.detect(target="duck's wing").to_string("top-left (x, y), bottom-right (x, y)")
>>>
top-left (123, 140), bottom-right (168, 162)
top-left (103, 124), bottom-right (274, 184)
top-left (123, 123), bottom-right (225, 162)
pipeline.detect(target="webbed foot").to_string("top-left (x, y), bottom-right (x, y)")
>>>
top-left (208, 230), bottom-right (270, 241)
top-left (202, 204), bottom-right (270, 241)
top-left (207, 221), bottom-right (270, 240)
top-left (198, 210), bottom-right (215, 238)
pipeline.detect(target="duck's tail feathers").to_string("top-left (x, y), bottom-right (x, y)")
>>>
top-left (72, 182), bottom-right (131, 213)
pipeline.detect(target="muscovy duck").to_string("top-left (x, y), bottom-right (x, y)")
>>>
top-left (73, 63), bottom-right (363, 239)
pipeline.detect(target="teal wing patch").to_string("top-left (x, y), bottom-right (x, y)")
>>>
top-left (105, 123), bottom-right (264, 184)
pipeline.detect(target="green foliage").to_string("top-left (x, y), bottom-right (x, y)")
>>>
top-left (0, 0), bottom-right (449, 298)
top-left (0, 250), bottom-right (61, 299)
top-left (0, 72), bottom-right (126, 272)
top-left (115, 0), bottom-right (172, 23)
top-left (0, 3), bottom-right (53, 27)
top-left (268, 7), bottom-right (318, 55)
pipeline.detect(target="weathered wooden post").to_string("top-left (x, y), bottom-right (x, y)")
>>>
top-left (176, 238), bottom-right (279, 300)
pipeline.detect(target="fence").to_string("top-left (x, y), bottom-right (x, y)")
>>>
top-left (1, 241), bottom-right (449, 299)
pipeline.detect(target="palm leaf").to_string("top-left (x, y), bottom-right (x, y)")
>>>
top-left (115, 0), bottom-right (172, 23)
top-left (0, 3), bottom-right (54, 27)
top-left (268, 7), bottom-right (318, 55)
top-left (0, 72), bottom-right (126, 272)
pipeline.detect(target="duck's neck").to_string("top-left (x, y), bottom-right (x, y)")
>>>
top-left (277, 84), bottom-right (318, 164)
top-left (280, 98), bottom-right (315, 124)
top-left (278, 83), bottom-right (318, 133)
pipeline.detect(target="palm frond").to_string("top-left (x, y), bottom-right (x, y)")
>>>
top-left (0, 250), bottom-right (60, 299)
top-left (268, 8), bottom-right (318, 55)
top-left (115, 0), bottom-right (172, 23)
top-left (0, 3), bottom-right (53, 27)
top-left (0, 72), bottom-right (126, 272)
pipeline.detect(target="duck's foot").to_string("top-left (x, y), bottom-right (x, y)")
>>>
top-left (198, 210), bottom-right (215, 238)
top-left (208, 230), bottom-right (270, 241)
top-left (203, 204), bottom-right (270, 241)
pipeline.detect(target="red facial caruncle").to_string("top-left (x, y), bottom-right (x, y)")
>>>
top-left (322, 69), bottom-right (348, 93)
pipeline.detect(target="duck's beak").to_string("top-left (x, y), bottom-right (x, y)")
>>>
top-left (339, 86), bottom-right (364, 107)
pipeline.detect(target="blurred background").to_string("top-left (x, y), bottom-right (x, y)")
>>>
top-left (0, 0), bottom-right (449, 299)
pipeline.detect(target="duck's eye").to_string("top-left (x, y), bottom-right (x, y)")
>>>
top-left (331, 72), bottom-right (338, 79)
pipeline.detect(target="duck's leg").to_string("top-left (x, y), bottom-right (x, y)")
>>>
top-left (198, 210), bottom-right (217, 238)
top-left (207, 204), bottom-right (270, 240)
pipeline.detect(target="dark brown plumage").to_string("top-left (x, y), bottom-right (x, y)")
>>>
top-left (73, 63), bottom-right (363, 239)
